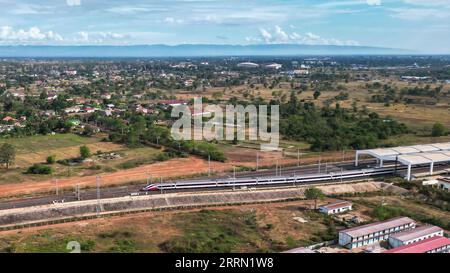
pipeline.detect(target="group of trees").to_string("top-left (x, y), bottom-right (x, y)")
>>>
top-left (280, 92), bottom-right (408, 151)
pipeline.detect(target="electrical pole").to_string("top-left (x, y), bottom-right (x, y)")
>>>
top-left (256, 152), bottom-right (259, 172)
top-left (297, 148), bottom-right (300, 167)
top-left (76, 184), bottom-right (80, 201)
top-left (208, 154), bottom-right (211, 176)
top-left (54, 178), bottom-right (59, 197)
top-left (96, 176), bottom-right (101, 217)
top-left (233, 166), bottom-right (236, 191)
top-left (318, 157), bottom-right (321, 173)
top-left (276, 160), bottom-right (279, 176)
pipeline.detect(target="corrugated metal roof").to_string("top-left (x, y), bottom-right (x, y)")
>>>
top-left (358, 142), bottom-right (450, 160)
top-left (409, 145), bottom-right (440, 153)
top-left (340, 217), bottom-right (415, 238)
top-left (384, 236), bottom-right (450, 253)
top-left (389, 225), bottom-right (443, 242)
top-left (398, 151), bottom-right (450, 165)
top-left (320, 201), bottom-right (352, 210)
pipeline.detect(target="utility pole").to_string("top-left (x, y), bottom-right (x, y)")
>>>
top-left (276, 160), bottom-right (279, 176)
top-left (208, 154), bottom-right (211, 176)
top-left (96, 176), bottom-right (101, 217)
top-left (256, 152), bottom-right (259, 172)
top-left (233, 166), bottom-right (236, 191)
top-left (297, 148), bottom-right (300, 167)
top-left (54, 178), bottom-right (59, 197)
top-left (76, 184), bottom-right (80, 201)
top-left (318, 157), bottom-right (321, 173)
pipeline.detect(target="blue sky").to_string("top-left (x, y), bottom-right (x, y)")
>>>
top-left (0, 0), bottom-right (449, 53)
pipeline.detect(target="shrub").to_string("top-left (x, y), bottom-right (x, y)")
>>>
top-left (79, 145), bottom-right (91, 159)
top-left (46, 155), bottom-right (56, 164)
top-left (26, 164), bottom-right (53, 175)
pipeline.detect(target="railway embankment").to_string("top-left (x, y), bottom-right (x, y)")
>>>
top-left (0, 181), bottom-right (385, 230)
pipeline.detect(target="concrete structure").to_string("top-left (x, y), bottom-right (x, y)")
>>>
top-left (339, 217), bottom-right (416, 249)
top-left (384, 236), bottom-right (450, 253)
top-left (437, 177), bottom-right (450, 191)
top-left (422, 177), bottom-right (450, 191)
top-left (282, 247), bottom-right (315, 253)
top-left (355, 143), bottom-right (450, 181)
top-left (237, 62), bottom-right (259, 68)
top-left (265, 63), bottom-right (282, 69)
top-left (388, 225), bottom-right (443, 248)
top-left (319, 201), bottom-right (352, 215)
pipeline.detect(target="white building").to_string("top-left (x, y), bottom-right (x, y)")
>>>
top-left (437, 178), bottom-right (450, 191)
top-left (319, 201), bottom-right (352, 215)
top-left (384, 236), bottom-right (450, 253)
top-left (237, 62), bottom-right (259, 68)
top-left (339, 217), bottom-right (416, 249)
top-left (64, 106), bottom-right (81, 113)
top-left (388, 225), bottom-right (443, 248)
top-left (265, 63), bottom-right (282, 70)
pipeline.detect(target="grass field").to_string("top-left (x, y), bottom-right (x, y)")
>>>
top-left (0, 133), bottom-right (162, 184)
top-left (0, 201), bottom-right (339, 253)
top-left (0, 134), bottom-right (123, 167)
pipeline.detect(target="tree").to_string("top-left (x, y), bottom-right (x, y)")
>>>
top-left (80, 145), bottom-right (91, 159)
top-left (313, 90), bottom-right (321, 100)
top-left (46, 155), bottom-right (56, 164)
top-left (304, 187), bottom-right (325, 210)
top-left (431, 123), bottom-right (446, 137)
top-left (0, 143), bottom-right (15, 169)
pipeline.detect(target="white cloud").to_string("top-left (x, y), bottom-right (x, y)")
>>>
top-left (403, 0), bottom-right (449, 6)
top-left (366, 0), bottom-right (381, 6)
top-left (75, 31), bottom-right (128, 44)
top-left (163, 17), bottom-right (184, 24)
top-left (66, 0), bottom-right (81, 6)
top-left (390, 7), bottom-right (450, 20)
top-left (106, 6), bottom-right (149, 14)
top-left (77, 31), bottom-right (89, 42)
top-left (253, 26), bottom-right (359, 46)
top-left (0, 26), bottom-right (63, 43)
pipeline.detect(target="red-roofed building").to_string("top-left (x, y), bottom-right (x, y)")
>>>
top-left (339, 217), bottom-right (416, 249)
top-left (2, 116), bottom-right (16, 122)
top-left (319, 201), bottom-right (352, 215)
top-left (383, 236), bottom-right (450, 253)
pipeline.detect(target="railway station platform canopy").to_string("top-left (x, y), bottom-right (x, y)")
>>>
top-left (355, 143), bottom-right (450, 181)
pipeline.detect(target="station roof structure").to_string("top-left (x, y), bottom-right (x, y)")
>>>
top-left (397, 151), bottom-right (450, 166)
top-left (356, 142), bottom-right (450, 161)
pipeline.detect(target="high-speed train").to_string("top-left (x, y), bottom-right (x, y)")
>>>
top-left (140, 166), bottom-right (402, 192)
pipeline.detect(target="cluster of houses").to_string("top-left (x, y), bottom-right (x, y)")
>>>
top-left (0, 116), bottom-right (25, 133)
top-left (309, 199), bottom-right (450, 253)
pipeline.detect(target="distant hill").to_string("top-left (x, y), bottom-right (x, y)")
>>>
top-left (0, 44), bottom-right (412, 58)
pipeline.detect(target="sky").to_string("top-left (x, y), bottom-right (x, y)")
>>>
top-left (0, 0), bottom-right (449, 53)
